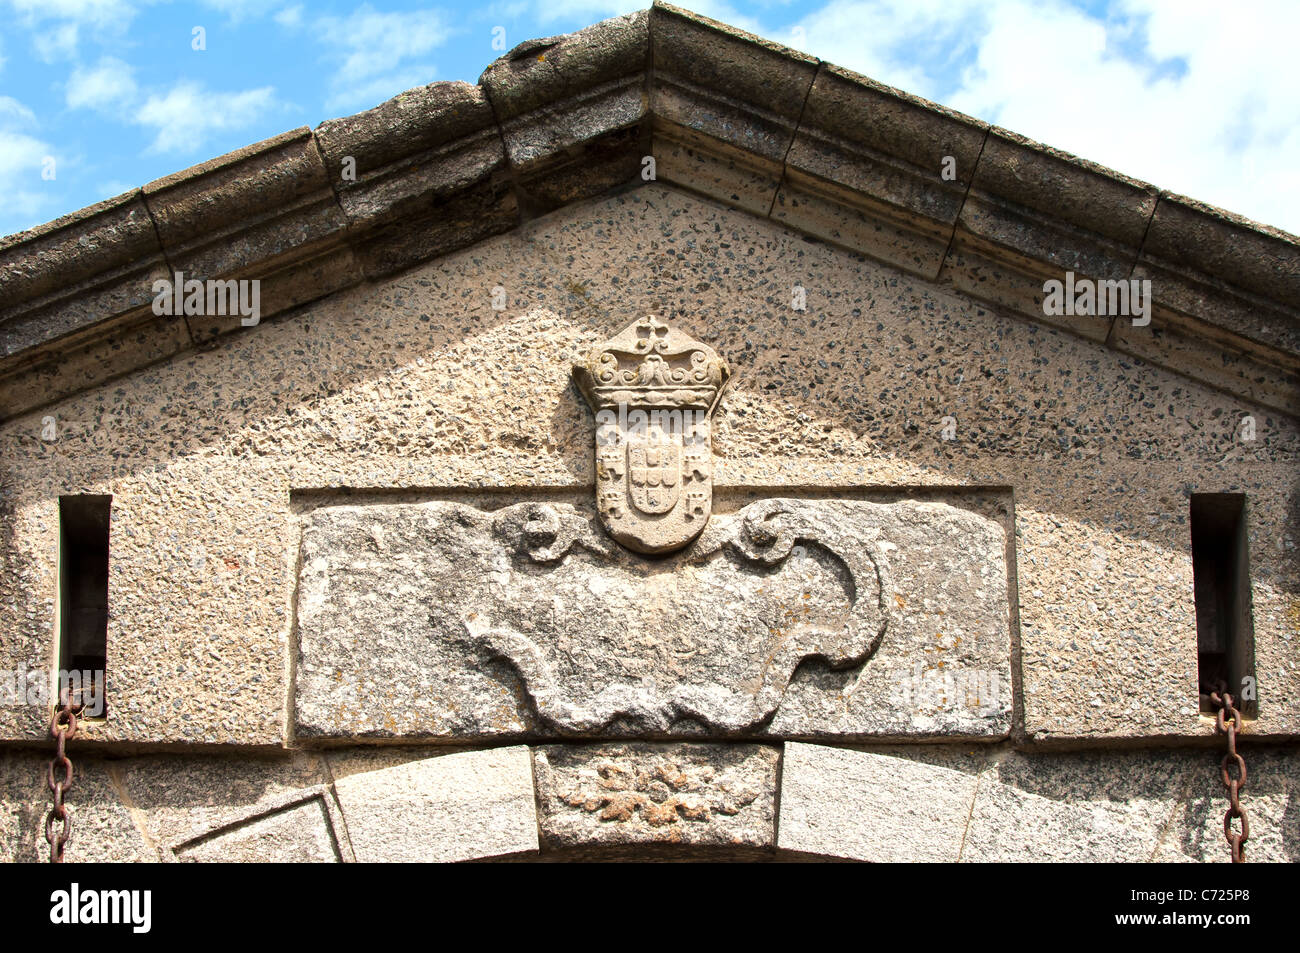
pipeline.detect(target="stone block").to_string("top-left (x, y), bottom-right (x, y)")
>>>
top-left (654, 125), bottom-right (782, 216)
top-left (961, 750), bottom-right (1192, 862)
top-left (315, 81), bottom-right (506, 228)
top-left (1, 749), bottom-right (50, 862)
top-left (650, 4), bottom-right (817, 142)
top-left (0, 310), bottom-right (193, 423)
top-left (114, 752), bottom-right (336, 860)
top-left (1140, 192), bottom-right (1300, 324)
top-left (1109, 313), bottom-right (1300, 418)
top-left (0, 751), bottom-right (153, 863)
top-left (143, 127), bottom-right (360, 339)
top-left (144, 128), bottom-right (336, 263)
top-left (534, 743), bottom-right (777, 849)
top-left (1152, 746), bottom-right (1299, 864)
top-left (173, 795), bottom-right (341, 863)
top-left (777, 742), bottom-right (982, 862)
top-left (481, 11), bottom-right (648, 168)
top-left (347, 181), bottom-right (519, 280)
top-left (777, 65), bottom-right (987, 278)
top-left (0, 191), bottom-right (167, 359)
top-left (478, 13), bottom-right (650, 215)
top-left (772, 178), bottom-right (957, 280)
top-left (331, 746), bottom-right (538, 862)
top-left (967, 129), bottom-right (1156, 246)
top-left (513, 126), bottom-right (648, 216)
top-left (944, 128), bottom-right (1158, 339)
top-left (72, 460), bottom-right (291, 745)
top-left (649, 3), bottom-right (816, 215)
top-left (806, 67), bottom-right (985, 178)
top-left (481, 12), bottom-right (648, 120)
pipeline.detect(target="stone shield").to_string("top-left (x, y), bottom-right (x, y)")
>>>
top-left (574, 317), bottom-right (728, 554)
top-left (627, 426), bottom-right (680, 515)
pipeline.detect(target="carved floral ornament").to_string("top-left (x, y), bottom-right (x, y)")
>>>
top-left (573, 317), bottom-right (730, 554)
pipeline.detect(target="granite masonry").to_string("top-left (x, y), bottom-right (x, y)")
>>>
top-left (0, 4), bottom-right (1297, 862)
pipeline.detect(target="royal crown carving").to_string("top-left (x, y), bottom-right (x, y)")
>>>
top-left (573, 318), bottom-right (730, 554)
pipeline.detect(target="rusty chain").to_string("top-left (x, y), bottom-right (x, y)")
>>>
top-left (1204, 681), bottom-right (1248, 864)
top-left (44, 686), bottom-right (83, 864)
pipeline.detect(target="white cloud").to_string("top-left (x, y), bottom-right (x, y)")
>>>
top-left (318, 4), bottom-right (451, 83)
top-left (0, 137), bottom-right (54, 225)
top-left (199, 0), bottom-right (273, 23)
top-left (66, 56), bottom-right (138, 111)
top-left (314, 4), bottom-right (453, 112)
top-left (5, 0), bottom-right (137, 61)
top-left (273, 4), bottom-right (303, 28)
top-left (134, 81), bottom-right (279, 154)
top-left (188, 1), bottom-right (308, 26)
top-left (34, 22), bottom-right (81, 61)
top-left (789, 0), bottom-right (1300, 233)
top-left (0, 95), bottom-right (57, 237)
top-left (791, 0), bottom-right (984, 94)
top-left (950, 0), bottom-right (1300, 233)
top-left (8, 0), bottom-right (127, 15)
top-left (524, 0), bottom-right (764, 33)
top-left (0, 95), bottom-right (37, 125)
top-left (520, 0), bottom-right (764, 30)
top-left (523, 0), bottom-right (644, 24)
top-left (325, 66), bottom-right (440, 113)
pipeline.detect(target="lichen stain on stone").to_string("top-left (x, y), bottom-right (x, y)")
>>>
top-left (1284, 596), bottom-right (1300, 633)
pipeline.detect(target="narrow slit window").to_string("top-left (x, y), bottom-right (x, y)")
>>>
top-left (1191, 493), bottom-right (1256, 717)
top-left (58, 495), bottom-right (111, 716)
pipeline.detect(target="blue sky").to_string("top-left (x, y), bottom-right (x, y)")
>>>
top-left (1, 0), bottom-right (1297, 239)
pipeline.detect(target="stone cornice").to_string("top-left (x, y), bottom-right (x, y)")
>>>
top-left (1, 1), bottom-right (1296, 421)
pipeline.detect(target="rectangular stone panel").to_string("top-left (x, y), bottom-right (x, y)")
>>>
top-left (961, 750), bottom-right (1194, 863)
top-left (294, 495), bottom-right (1012, 741)
top-left (778, 743), bottom-right (983, 862)
top-left (173, 796), bottom-right (341, 863)
top-left (534, 743), bottom-right (778, 849)
top-left (331, 747), bottom-right (538, 863)
top-left (112, 752), bottom-right (334, 857)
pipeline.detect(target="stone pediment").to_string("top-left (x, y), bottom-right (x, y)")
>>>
top-left (3, 2), bottom-right (1300, 868)
top-left (0, 3), bottom-right (1297, 422)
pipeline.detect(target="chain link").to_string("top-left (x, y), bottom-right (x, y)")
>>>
top-left (1204, 681), bottom-right (1248, 864)
top-left (44, 687), bottom-right (83, 864)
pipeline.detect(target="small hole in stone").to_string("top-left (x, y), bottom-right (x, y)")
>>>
top-left (58, 495), bottom-right (111, 717)
top-left (1191, 493), bottom-right (1256, 717)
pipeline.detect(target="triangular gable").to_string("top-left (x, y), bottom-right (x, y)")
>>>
top-left (1, 2), bottom-right (1296, 420)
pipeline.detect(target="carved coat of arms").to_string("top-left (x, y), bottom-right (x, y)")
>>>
top-left (573, 318), bottom-right (730, 554)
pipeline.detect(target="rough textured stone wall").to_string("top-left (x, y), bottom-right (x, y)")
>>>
top-left (1, 184), bottom-right (1296, 860)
